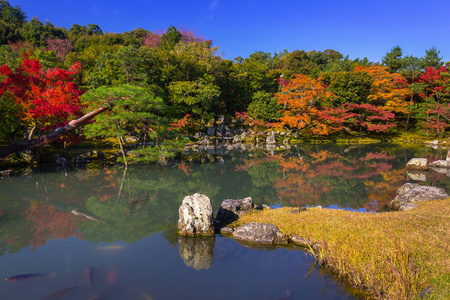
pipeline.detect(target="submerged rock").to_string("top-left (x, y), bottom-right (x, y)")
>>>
top-left (389, 186), bottom-right (448, 211)
top-left (178, 236), bottom-right (215, 270)
top-left (232, 223), bottom-right (288, 245)
top-left (178, 193), bottom-right (215, 236)
top-left (406, 158), bottom-right (428, 170)
top-left (215, 197), bottom-right (254, 224)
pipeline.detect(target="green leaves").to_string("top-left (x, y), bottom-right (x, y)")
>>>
top-left (81, 84), bottom-right (166, 139)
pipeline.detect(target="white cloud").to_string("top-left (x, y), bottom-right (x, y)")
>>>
top-left (210, 0), bottom-right (219, 11)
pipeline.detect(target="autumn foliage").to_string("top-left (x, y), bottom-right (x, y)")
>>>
top-left (0, 55), bottom-right (84, 134)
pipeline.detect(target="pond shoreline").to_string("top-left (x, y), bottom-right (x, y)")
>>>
top-left (227, 200), bottom-right (450, 300)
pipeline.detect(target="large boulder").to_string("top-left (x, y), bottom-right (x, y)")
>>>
top-left (178, 236), bottom-right (215, 270)
top-left (406, 158), bottom-right (428, 170)
top-left (389, 185), bottom-right (448, 211)
top-left (178, 193), bottom-right (215, 236)
top-left (215, 197), bottom-right (254, 224)
top-left (232, 223), bottom-right (288, 245)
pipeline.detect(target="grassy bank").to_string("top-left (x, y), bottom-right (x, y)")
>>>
top-left (232, 200), bottom-right (450, 300)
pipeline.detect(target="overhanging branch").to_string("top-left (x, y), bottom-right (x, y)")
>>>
top-left (0, 106), bottom-right (109, 158)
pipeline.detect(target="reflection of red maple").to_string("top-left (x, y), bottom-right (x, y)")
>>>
top-left (24, 202), bottom-right (86, 251)
top-left (177, 162), bottom-right (192, 176)
top-left (237, 150), bottom-right (399, 210)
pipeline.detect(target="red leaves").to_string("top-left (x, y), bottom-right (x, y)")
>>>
top-left (0, 55), bottom-right (84, 131)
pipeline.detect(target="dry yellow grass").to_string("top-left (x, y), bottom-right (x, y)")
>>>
top-left (232, 199), bottom-right (450, 300)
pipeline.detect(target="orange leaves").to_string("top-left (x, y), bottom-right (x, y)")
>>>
top-left (354, 64), bottom-right (409, 114)
top-left (276, 74), bottom-right (330, 132)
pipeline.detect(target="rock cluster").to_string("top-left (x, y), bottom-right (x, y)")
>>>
top-left (389, 183), bottom-right (448, 211)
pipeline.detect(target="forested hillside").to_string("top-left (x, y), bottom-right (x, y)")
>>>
top-left (1, 0), bottom-right (449, 154)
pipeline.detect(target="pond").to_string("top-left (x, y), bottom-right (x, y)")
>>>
top-left (0, 143), bottom-right (449, 299)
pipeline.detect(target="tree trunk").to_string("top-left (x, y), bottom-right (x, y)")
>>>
top-left (0, 106), bottom-right (109, 158)
top-left (118, 133), bottom-right (128, 167)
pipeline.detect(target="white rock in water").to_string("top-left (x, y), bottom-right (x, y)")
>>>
top-left (406, 158), bottom-right (428, 170)
top-left (178, 193), bottom-right (215, 236)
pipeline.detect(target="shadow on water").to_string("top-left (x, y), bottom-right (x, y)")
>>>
top-left (0, 144), bottom-right (449, 299)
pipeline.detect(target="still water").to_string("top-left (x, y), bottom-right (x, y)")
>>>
top-left (0, 143), bottom-right (449, 299)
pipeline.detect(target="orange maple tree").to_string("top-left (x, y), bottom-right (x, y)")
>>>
top-left (276, 74), bottom-right (333, 134)
top-left (354, 64), bottom-right (409, 114)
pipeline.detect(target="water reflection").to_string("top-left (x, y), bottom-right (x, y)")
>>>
top-left (0, 144), bottom-right (449, 299)
top-left (178, 236), bottom-right (215, 270)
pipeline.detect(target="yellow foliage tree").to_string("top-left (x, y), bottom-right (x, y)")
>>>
top-left (354, 64), bottom-right (409, 114)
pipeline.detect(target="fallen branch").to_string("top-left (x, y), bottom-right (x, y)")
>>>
top-left (0, 106), bottom-right (109, 158)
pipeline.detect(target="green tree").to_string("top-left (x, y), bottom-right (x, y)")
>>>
top-left (82, 85), bottom-right (167, 165)
top-left (282, 50), bottom-right (318, 76)
top-left (0, 92), bottom-right (24, 141)
top-left (169, 75), bottom-right (221, 119)
top-left (323, 71), bottom-right (373, 105)
top-left (0, 0), bottom-right (26, 29)
top-left (21, 17), bottom-right (46, 47)
top-left (422, 46), bottom-right (443, 69)
top-left (159, 25), bottom-right (181, 52)
top-left (247, 91), bottom-right (282, 122)
top-left (382, 46), bottom-right (404, 73)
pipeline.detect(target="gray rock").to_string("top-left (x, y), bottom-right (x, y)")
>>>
top-left (447, 150), bottom-right (450, 162)
top-left (430, 167), bottom-right (450, 175)
top-left (216, 197), bottom-right (254, 224)
top-left (406, 158), bottom-right (428, 170)
top-left (389, 186), bottom-right (449, 210)
top-left (178, 236), bottom-right (215, 270)
top-left (207, 127), bottom-right (215, 136)
top-left (429, 160), bottom-right (450, 168)
top-left (399, 203), bottom-right (419, 211)
top-left (397, 183), bottom-right (420, 195)
top-left (217, 226), bottom-right (234, 234)
top-left (125, 136), bottom-right (139, 143)
top-left (216, 124), bottom-right (225, 137)
top-left (266, 132), bottom-right (276, 145)
top-left (290, 236), bottom-right (313, 247)
top-left (1, 169), bottom-right (12, 176)
top-left (178, 193), bottom-right (215, 236)
top-left (55, 156), bottom-right (68, 166)
top-left (232, 223), bottom-right (288, 245)
top-left (290, 206), bottom-right (307, 214)
top-left (255, 204), bottom-right (271, 210)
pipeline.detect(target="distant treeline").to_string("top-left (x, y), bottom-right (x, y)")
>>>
top-left (0, 0), bottom-right (449, 147)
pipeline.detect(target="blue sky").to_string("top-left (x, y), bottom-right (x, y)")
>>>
top-left (10, 0), bottom-right (450, 63)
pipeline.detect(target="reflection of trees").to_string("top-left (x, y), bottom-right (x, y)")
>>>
top-left (1, 145), bottom-right (449, 256)
top-left (0, 202), bottom-right (85, 254)
top-left (235, 146), bottom-right (407, 211)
